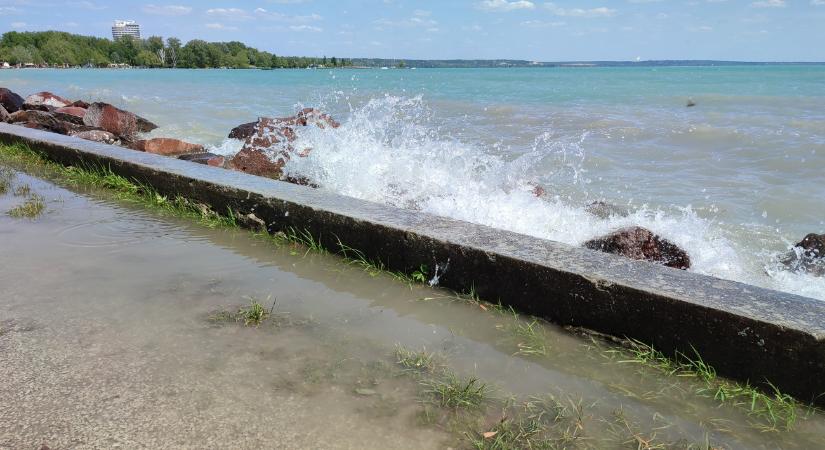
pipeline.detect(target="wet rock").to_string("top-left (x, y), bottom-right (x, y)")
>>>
top-left (135, 115), bottom-right (158, 133)
top-left (229, 110), bottom-right (337, 181)
top-left (132, 138), bottom-right (204, 156)
top-left (0, 87), bottom-right (25, 113)
top-left (178, 152), bottom-right (226, 167)
top-left (25, 91), bottom-right (71, 109)
top-left (780, 233), bottom-right (825, 277)
top-left (69, 129), bottom-right (120, 145)
top-left (0, 104), bottom-right (9, 123)
top-left (585, 201), bottom-right (629, 219)
top-left (228, 121), bottom-right (257, 140)
top-left (531, 185), bottom-right (546, 197)
top-left (296, 107), bottom-right (341, 129)
top-left (229, 147), bottom-right (284, 178)
top-left (583, 226), bottom-right (691, 270)
top-left (686, 99), bottom-right (696, 107)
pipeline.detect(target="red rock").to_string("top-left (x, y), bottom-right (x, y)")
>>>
top-left (69, 100), bottom-right (90, 109)
top-left (178, 152), bottom-right (226, 167)
top-left (83, 102), bottom-right (136, 139)
top-left (25, 91), bottom-right (71, 108)
top-left (583, 226), bottom-right (691, 270)
top-left (229, 148), bottom-right (284, 178)
top-left (83, 102), bottom-right (158, 140)
top-left (55, 106), bottom-right (86, 119)
top-left (70, 129), bottom-right (120, 145)
top-left (296, 107), bottom-right (341, 129)
top-left (0, 87), bottom-right (25, 113)
top-left (585, 201), bottom-right (628, 219)
top-left (132, 138), bottom-right (204, 156)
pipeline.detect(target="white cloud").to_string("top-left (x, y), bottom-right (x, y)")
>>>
top-left (206, 7), bottom-right (252, 20)
top-left (521, 19), bottom-right (566, 27)
top-left (289, 24), bottom-right (322, 32)
top-left (205, 22), bottom-right (237, 30)
top-left (751, 0), bottom-right (785, 7)
top-left (687, 25), bottom-right (713, 32)
top-left (67, 1), bottom-right (106, 10)
top-left (142, 4), bottom-right (192, 16)
top-left (545, 3), bottom-right (616, 17)
top-left (812, 0), bottom-right (825, 5)
top-left (374, 16), bottom-right (438, 28)
top-left (478, 0), bottom-right (535, 12)
top-left (10, 21), bottom-right (25, 28)
top-left (254, 8), bottom-right (322, 23)
top-left (0, 6), bottom-right (21, 14)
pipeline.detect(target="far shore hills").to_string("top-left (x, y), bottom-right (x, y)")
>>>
top-left (0, 31), bottom-right (821, 70)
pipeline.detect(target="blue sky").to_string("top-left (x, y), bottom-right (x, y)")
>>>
top-left (2, 0), bottom-right (824, 61)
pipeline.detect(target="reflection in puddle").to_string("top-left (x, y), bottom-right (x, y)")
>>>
top-left (1, 168), bottom-right (825, 449)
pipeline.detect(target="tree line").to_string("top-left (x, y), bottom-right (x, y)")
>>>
top-left (0, 31), bottom-right (353, 69)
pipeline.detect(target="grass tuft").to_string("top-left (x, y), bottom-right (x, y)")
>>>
top-left (421, 372), bottom-right (491, 410)
top-left (12, 183), bottom-right (31, 196)
top-left (394, 345), bottom-right (437, 374)
top-left (8, 193), bottom-right (45, 218)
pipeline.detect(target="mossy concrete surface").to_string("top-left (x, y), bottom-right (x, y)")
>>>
top-left (2, 122), bottom-right (824, 406)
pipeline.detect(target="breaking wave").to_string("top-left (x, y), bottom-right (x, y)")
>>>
top-left (277, 95), bottom-right (825, 300)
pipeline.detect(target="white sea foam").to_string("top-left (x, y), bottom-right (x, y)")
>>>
top-left (279, 95), bottom-right (824, 300)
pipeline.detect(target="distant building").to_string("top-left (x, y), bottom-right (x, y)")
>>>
top-left (112, 20), bottom-right (141, 40)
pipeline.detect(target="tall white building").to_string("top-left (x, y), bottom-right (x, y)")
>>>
top-left (112, 20), bottom-right (141, 40)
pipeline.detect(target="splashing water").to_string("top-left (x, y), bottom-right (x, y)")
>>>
top-left (276, 94), bottom-right (825, 300)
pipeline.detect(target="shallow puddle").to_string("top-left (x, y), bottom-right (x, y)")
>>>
top-left (1, 165), bottom-right (825, 449)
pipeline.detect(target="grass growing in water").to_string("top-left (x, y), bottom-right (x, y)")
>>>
top-left (209, 297), bottom-right (275, 327)
top-left (8, 193), bottom-right (45, 218)
top-left (13, 183), bottom-right (31, 196)
top-left (605, 338), bottom-right (807, 432)
top-left (395, 345), bottom-right (437, 374)
top-left (421, 372), bottom-right (491, 410)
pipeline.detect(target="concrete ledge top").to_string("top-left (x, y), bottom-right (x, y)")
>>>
top-left (2, 123), bottom-right (824, 340)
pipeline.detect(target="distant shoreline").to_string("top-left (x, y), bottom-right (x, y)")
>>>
top-left (2, 60), bottom-right (824, 72)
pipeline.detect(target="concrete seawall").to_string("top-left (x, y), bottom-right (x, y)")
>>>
top-left (2, 123), bottom-right (824, 405)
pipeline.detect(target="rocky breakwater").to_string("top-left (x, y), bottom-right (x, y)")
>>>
top-left (1, 86), bottom-right (342, 182)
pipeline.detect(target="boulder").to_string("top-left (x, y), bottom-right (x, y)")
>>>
top-left (19, 110), bottom-right (78, 135)
top-left (585, 201), bottom-right (629, 219)
top-left (55, 106), bottom-right (86, 119)
top-left (178, 152), bottom-right (226, 167)
top-left (229, 109), bottom-right (338, 182)
top-left (228, 121), bottom-right (257, 140)
top-left (0, 87), bottom-right (25, 113)
top-left (69, 100), bottom-right (90, 109)
top-left (583, 226), bottom-right (691, 270)
top-left (22, 103), bottom-right (57, 112)
top-left (135, 115), bottom-right (158, 133)
top-left (69, 129), bottom-right (120, 145)
top-left (780, 233), bottom-right (825, 277)
top-left (7, 110), bottom-right (29, 123)
top-left (25, 91), bottom-right (71, 109)
top-left (0, 104), bottom-right (9, 123)
top-left (229, 148), bottom-right (285, 179)
top-left (132, 138), bottom-right (204, 156)
top-left (296, 107), bottom-right (340, 129)
top-left (83, 102), bottom-right (135, 140)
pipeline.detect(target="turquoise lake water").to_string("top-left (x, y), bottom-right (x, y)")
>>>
top-left (1, 66), bottom-right (824, 299)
